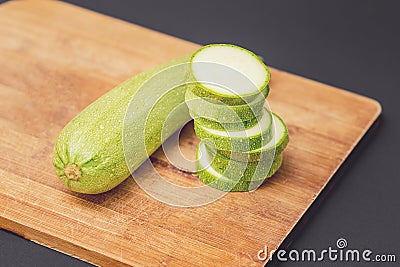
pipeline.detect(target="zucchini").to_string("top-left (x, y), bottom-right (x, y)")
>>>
top-left (196, 142), bottom-right (282, 192)
top-left (201, 142), bottom-right (283, 181)
top-left (193, 115), bottom-right (261, 131)
top-left (194, 108), bottom-right (272, 152)
top-left (218, 112), bottom-right (289, 162)
top-left (190, 44), bottom-right (270, 105)
top-left (53, 55), bottom-right (192, 194)
top-left (187, 44), bottom-right (289, 192)
top-left (185, 85), bottom-right (268, 124)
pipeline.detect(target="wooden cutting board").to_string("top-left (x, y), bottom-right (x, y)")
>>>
top-left (0, 1), bottom-right (381, 266)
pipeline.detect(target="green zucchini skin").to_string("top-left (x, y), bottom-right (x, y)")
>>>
top-left (193, 108), bottom-right (273, 152)
top-left (185, 85), bottom-right (268, 124)
top-left (208, 145), bottom-right (283, 181)
top-left (193, 115), bottom-right (261, 131)
top-left (196, 144), bottom-right (283, 192)
top-left (218, 112), bottom-right (289, 162)
top-left (190, 44), bottom-right (270, 105)
top-left (53, 55), bottom-right (192, 194)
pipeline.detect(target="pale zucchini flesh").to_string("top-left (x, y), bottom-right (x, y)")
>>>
top-left (190, 44), bottom-right (270, 105)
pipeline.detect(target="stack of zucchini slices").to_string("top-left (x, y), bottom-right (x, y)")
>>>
top-left (186, 44), bottom-right (289, 191)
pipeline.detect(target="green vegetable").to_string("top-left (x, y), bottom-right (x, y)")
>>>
top-left (194, 108), bottom-right (272, 152)
top-left (193, 115), bottom-right (261, 131)
top-left (198, 141), bottom-right (283, 181)
top-left (185, 85), bottom-right (268, 124)
top-left (53, 55), bottom-right (192, 194)
top-left (190, 44), bottom-right (270, 105)
top-left (218, 112), bottom-right (289, 162)
top-left (188, 44), bottom-right (288, 192)
top-left (196, 142), bottom-right (282, 192)
top-left (204, 145), bottom-right (282, 182)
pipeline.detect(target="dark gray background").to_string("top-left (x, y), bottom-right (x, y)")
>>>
top-left (0, 0), bottom-right (399, 266)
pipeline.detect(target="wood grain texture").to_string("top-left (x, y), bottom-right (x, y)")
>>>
top-left (0, 1), bottom-right (381, 266)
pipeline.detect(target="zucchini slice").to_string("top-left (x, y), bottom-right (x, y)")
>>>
top-left (218, 112), bottom-right (289, 162)
top-left (185, 85), bottom-right (267, 124)
top-left (196, 142), bottom-right (282, 192)
top-left (190, 44), bottom-right (270, 105)
top-left (194, 108), bottom-right (272, 152)
top-left (193, 115), bottom-right (261, 131)
top-left (198, 141), bottom-right (283, 181)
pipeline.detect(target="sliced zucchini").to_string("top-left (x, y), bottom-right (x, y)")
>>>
top-left (190, 44), bottom-right (270, 105)
top-left (218, 112), bottom-right (289, 162)
top-left (194, 108), bottom-right (272, 152)
top-left (193, 115), bottom-right (261, 131)
top-left (199, 141), bottom-right (283, 181)
top-left (185, 86), bottom-right (267, 124)
top-left (196, 142), bottom-right (282, 192)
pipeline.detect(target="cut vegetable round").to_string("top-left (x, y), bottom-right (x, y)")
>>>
top-left (218, 112), bottom-right (289, 162)
top-left (190, 44), bottom-right (270, 105)
top-left (198, 141), bottom-right (283, 181)
top-left (185, 85), bottom-right (268, 124)
top-left (193, 115), bottom-right (261, 131)
top-left (194, 108), bottom-right (272, 152)
top-left (197, 165), bottom-right (265, 192)
top-left (196, 143), bottom-right (282, 191)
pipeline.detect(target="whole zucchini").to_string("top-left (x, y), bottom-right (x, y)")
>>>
top-left (53, 55), bottom-right (192, 194)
